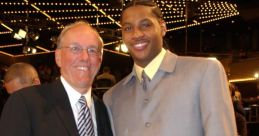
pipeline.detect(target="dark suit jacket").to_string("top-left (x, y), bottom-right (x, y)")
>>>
top-left (0, 79), bottom-right (113, 136)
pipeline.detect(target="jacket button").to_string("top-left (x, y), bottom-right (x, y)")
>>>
top-left (145, 122), bottom-right (151, 127)
top-left (144, 98), bottom-right (150, 103)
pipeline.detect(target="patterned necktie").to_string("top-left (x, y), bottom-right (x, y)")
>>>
top-left (142, 71), bottom-right (149, 91)
top-left (77, 96), bottom-right (95, 136)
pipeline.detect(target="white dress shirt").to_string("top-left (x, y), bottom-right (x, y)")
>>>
top-left (134, 48), bottom-right (166, 82)
top-left (60, 76), bottom-right (98, 136)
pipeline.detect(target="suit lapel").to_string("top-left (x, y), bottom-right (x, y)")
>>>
top-left (49, 80), bottom-right (79, 136)
top-left (93, 95), bottom-right (103, 136)
top-left (148, 51), bottom-right (178, 91)
top-left (160, 50), bottom-right (177, 73)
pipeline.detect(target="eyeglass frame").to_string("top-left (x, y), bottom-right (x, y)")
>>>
top-left (57, 43), bottom-right (103, 56)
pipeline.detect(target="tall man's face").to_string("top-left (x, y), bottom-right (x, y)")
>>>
top-left (121, 5), bottom-right (166, 67)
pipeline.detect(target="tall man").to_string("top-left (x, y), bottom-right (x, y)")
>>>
top-left (4, 62), bottom-right (41, 94)
top-left (0, 21), bottom-right (113, 136)
top-left (103, 1), bottom-right (237, 136)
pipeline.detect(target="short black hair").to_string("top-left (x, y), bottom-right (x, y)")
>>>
top-left (121, 0), bottom-right (163, 21)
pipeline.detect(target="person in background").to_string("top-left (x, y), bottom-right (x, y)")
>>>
top-left (3, 62), bottom-right (41, 94)
top-left (0, 20), bottom-right (113, 136)
top-left (103, 0), bottom-right (237, 136)
top-left (0, 62), bottom-right (40, 116)
top-left (234, 86), bottom-right (242, 102)
top-left (229, 83), bottom-right (247, 136)
top-left (96, 66), bottom-right (116, 85)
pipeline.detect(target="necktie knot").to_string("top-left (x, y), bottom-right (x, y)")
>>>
top-left (78, 96), bottom-right (86, 107)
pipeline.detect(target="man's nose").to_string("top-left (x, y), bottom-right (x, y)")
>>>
top-left (80, 49), bottom-right (90, 60)
top-left (132, 28), bottom-right (144, 39)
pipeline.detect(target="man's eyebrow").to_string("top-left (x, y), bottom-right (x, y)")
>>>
top-left (70, 42), bottom-right (80, 46)
top-left (121, 22), bottom-right (131, 26)
top-left (140, 18), bottom-right (151, 23)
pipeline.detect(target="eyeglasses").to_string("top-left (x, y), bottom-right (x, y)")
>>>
top-left (59, 45), bottom-right (102, 56)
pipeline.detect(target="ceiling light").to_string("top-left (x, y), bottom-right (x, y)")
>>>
top-left (120, 43), bottom-right (128, 53)
top-left (12, 29), bottom-right (27, 40)
top-left (30, 32), bottom-right (40, 41)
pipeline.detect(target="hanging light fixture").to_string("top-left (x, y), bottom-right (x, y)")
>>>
top-left (12, 29), bottom-right (27, 40)
top-left (115, 42), bottom-right (128, 53)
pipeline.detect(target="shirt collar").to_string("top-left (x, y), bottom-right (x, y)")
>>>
top-left (60, 76), bottom-right (92, 107)
top-left (134, 48), bottom-right (166, 82)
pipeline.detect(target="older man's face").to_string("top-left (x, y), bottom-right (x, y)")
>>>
top-left (55, 24), bottom-right (103, 93)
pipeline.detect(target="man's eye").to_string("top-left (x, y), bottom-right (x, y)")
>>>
top-left (123, 26), bottom-right (131, 32)
top-left (88, 48), bottom-right (98, 54)
top-left (70, 47), bottom-right (81, 53)
top-left (142, 23), bottom-right (151, 28)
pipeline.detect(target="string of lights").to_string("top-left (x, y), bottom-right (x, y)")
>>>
top-left (0, 0), bottom-right (240, 56)
top-left (1, 0), bottom-right (239, 29)
top-left (3, 8), bottom-right (121, 14)
top-left (0, 31), bottom-right (12, 35)
top-left (83, 0), bottom-right (121, 27)
top-left (23, 0), bottom-right (62, 27)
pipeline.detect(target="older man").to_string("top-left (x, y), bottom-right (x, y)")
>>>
top-left (0, 21), bottom-right (113, 136)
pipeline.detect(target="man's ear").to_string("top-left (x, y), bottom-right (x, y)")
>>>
top-left (55, 49), bottom-right (61, 68)
top-left (160, 20), bottom-right (167, 36)
top-left (33, 78), bottom-right (41, 85)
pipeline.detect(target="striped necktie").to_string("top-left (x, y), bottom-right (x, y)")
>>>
top-left (77, 96), bottom-right (95, 136)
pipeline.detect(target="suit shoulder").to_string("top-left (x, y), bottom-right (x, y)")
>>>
top-left (11, 82), bottom-right (55, 104)
top-left (17, 82), bottom-right (51, 94)
top-left (177, 56), bottom-right (223, 67)
top-left (106, 74), bottom-right (129, 92)
top-left (103, 74), bottom-right (130, 104)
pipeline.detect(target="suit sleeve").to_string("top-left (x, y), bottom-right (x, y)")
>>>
top-left (103, 91), bottom-right (116, 136)
top-left (0, 93), bottom-right (31, 136)
top-left (199, 60), bottom-right (238, 136)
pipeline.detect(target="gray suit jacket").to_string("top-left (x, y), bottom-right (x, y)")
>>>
top-left (103, 51), bottom-right (237, 136)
